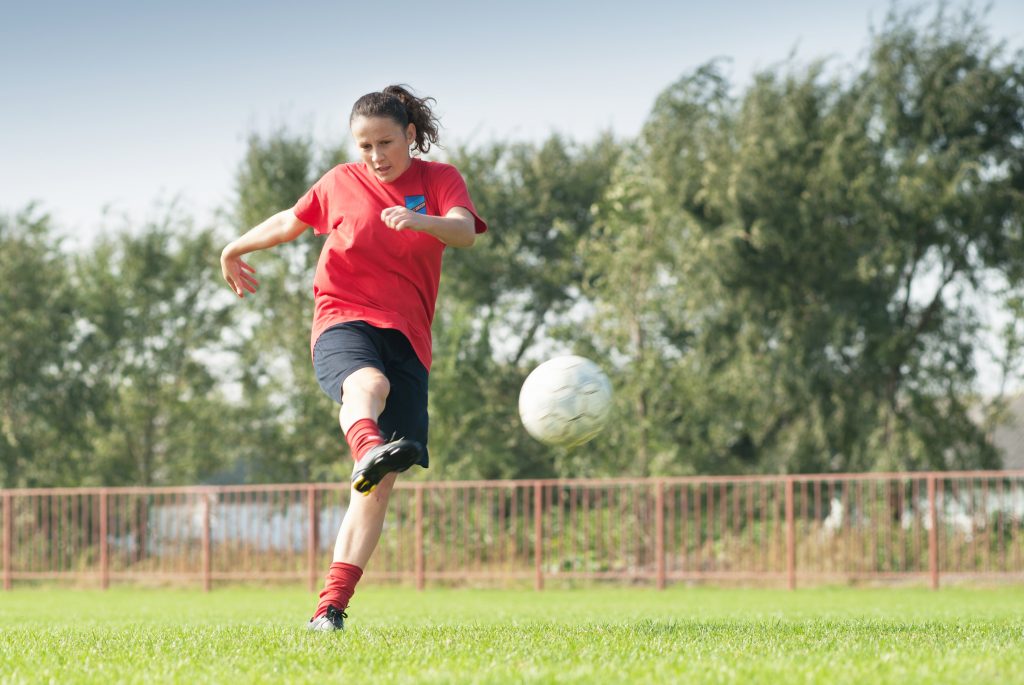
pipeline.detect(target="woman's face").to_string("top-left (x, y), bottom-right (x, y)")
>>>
top-left (351, 115), bottom-right (415, 183)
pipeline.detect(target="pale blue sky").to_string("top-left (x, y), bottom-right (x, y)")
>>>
top-left (2, 0), bottom-right (1022, 242)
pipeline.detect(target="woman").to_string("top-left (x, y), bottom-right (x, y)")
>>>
top-left (220, 85), bottom-right (487, 631)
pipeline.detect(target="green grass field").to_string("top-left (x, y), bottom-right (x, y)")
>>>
top-left (2, 585), bottom-right (1023, 684)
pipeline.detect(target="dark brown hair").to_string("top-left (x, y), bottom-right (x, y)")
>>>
top-left (350, 84), bottom-right (441, 154)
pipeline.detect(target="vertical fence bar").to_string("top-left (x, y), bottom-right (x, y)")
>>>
top-left (997, 478), bottom-right (1005, 572)
top-left (202, 493), bottom-right (212, 592)
top-left (785, 478), bottom-right (796, 590)
top-left (928, 475), bottom-right (939, 590)
top-left (2, 493), bottom-right (11, 591)
top-left (415, 485), bottom-right (425, 591)
top-left (655, 480), bottom-right (665, 590)
top-left (969, 478), bottom-right (979, 573)
top-left (307, 486), bottom-right (318, 593)
top-left (534, 481), bottom-right (544, 591)
top-left (99, 490), bottom-right (109, 590)
top-left (1016, 481), bottom-right (1022, 573)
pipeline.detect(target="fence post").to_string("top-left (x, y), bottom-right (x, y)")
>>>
top-left (655, 480), bottom-right (666, 590)
top-left (785, 478), bottom-right (796, 591)
top-left (928, 475), bottom-right (939, 590)
top-left (201, 493), bottom-right (212, 592)
top-left (534, 481), bottom-right (544, 591)
top-left (415, 485), bottom-right (425, 591)
top-left (2, 492), bottom-right (11, 591)
top-left (307, 486), bottom-right (318, 594)
top-left (99, 490), bottom-right (109, 590)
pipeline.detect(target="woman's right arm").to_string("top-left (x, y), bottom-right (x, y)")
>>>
top-left (220, 209), bottom-right (308, 298)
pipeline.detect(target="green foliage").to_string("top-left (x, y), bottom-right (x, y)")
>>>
top-left (0, 208), bottom-right (85, 487)
top-left (71, 207), bottom-right (236, 485)
top-left (577, 147), bottom-right (720, 476)
top-left (0, 204), bottom-right (241, 487)
top-left (623, 5), bottom-right (1024, 473)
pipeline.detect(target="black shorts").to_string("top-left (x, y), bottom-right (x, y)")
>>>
top-left (313, 321), bottom-right (430, 468)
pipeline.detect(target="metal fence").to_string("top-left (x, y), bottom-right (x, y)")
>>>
top-left (3, 471), bottom-right (1024, 591)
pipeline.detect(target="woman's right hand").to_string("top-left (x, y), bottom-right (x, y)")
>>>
top-left (220, 245), bottom-right (259, 298)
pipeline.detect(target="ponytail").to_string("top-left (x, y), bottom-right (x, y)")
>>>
top-left (350, 84), bottom-right (441, 154)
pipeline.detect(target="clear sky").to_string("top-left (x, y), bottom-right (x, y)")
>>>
top-left (2, 0), bottom-right (1022, 243)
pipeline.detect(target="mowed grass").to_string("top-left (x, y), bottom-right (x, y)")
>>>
top-left (2, 585), bottom-right (1024, 684)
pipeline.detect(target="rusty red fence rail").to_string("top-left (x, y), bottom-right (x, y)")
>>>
top-left (3, 471), bottom-right (1024, 591)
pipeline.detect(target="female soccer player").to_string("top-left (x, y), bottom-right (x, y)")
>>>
top-left (220, 85), bottom-right (487, 631)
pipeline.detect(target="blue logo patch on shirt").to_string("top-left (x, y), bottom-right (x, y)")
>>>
top-left (405, 195), bottom-right (427, 215)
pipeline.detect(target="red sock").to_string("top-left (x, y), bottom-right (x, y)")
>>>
top-left (312, 561), bottom-right (364, 619)
top-left (345, 418), bottom-right (384, 462)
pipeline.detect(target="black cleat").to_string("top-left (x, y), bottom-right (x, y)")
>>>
top-left (351, 438), bottom-right (423, 495)
top-left (307, 605), bottom-right (347, 632)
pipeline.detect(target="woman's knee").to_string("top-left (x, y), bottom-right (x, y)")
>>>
top-left (343, 367), bottom-right (390, 403)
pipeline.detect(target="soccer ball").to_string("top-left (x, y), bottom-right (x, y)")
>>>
top-left (518, 355), bottom-right (612, 447)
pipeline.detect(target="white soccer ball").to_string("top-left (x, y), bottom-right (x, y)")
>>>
top-left (518, 355), bottom-right (612, 447)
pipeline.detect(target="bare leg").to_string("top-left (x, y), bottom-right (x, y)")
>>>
top-left (334, 366), bottom-right (394, 566)
top-left (333, 471), bottom-right (398, 566)
top-left (338, 367), bottom-right (389, 435)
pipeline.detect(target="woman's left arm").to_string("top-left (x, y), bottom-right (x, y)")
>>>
top-left (380, 206), bottom-right (476, 248)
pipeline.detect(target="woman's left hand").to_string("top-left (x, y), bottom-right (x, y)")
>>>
top-left (381, 206), bottom-right (426, 232)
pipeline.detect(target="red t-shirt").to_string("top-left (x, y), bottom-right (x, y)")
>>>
top-left (293, 158), bottom-right (487, 371)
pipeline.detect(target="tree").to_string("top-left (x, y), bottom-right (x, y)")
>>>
top-left (636, 5), bottom-right (1024, 472)
top-left (71, 206), bottom-right (236, 485)
top-left (577, 147), bottom-right (734, 477)
top-left (0, 208), bottom-right (86, 487)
